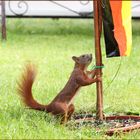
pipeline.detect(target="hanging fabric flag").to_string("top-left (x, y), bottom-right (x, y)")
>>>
top-left (102, 0), bottom-right (132, 57)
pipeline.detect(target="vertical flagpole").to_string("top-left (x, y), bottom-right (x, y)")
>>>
top-left (93, 0), bottom-right (103, 120)
top-left (1, 0), bottom-right (6, 40)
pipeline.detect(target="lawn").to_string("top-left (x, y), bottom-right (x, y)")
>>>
top-left (0, 19), bottom-right (140, 139)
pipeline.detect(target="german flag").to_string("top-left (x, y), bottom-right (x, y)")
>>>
top-left (102, 0), bottom-right (132, 57)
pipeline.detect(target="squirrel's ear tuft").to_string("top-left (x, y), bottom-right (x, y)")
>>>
top-left (72, 56), bottom-right (79, 63)
top-left (72, 56), bottom-right (77, 61)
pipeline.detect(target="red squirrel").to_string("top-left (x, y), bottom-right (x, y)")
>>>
top-left (18, 54), bottom-right (101, 124)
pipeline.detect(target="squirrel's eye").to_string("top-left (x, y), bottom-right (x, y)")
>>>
top-left (82, 55), bottom-right (85, 57)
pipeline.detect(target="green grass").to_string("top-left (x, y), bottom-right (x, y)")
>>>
top-left (0, 19), bottom-right (140, 139)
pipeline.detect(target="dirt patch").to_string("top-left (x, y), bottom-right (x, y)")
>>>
top-left (68, 113), bottom-right (140, 136)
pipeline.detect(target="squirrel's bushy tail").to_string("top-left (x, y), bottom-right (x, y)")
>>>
top-left (18, 63), bottom-right (47, 111)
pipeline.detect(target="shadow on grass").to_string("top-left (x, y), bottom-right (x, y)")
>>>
top-left (7, 18), bottom-right (94, 37)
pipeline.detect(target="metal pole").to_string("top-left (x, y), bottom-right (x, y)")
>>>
top-left (1, 0), bottom-right (6, 40)
top-left (93, 0), bottom-right (103, 121)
